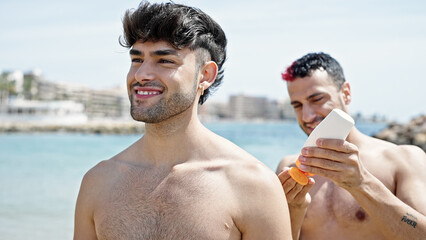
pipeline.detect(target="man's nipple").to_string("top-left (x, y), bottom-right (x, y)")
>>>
top-left (355, 209), bottom-right (367, 221)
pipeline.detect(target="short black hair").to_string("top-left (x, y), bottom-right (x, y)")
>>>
top-left (282, 52), bottom-right (345, 89)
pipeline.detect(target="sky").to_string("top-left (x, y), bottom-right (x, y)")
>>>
top-left (1, 0), bottom-right (425, 122)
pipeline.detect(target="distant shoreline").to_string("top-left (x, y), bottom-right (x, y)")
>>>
top-left (0, 120), bottom-right (145, 134)
top-left (0, 118), bottom-right (385, 134)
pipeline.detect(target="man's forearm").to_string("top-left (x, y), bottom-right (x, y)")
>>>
top-left (289, 206), bottom-right (308, 240)
top-left (348, 173), bottom-right (425, 240)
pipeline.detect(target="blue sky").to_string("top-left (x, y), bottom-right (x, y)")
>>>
top-left (1, 0), bottom-right (425, 122)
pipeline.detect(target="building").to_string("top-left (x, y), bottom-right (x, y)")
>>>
top-left (35, 79), bottom-right (129, 119)
top-left (0, 98), bottom-right (88, 125)
top-left (228, 94), bottom-right (281, 120)
top-left (1, 69), bottom-right (130, 120)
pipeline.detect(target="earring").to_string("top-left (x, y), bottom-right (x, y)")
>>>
top-left (200, 85), bottom-right (204, 96)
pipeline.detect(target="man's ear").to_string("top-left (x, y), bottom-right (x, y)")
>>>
top-left (199, 61), bottom-right (218, 90)
top-left (341, 82), bottom-right (352, 105)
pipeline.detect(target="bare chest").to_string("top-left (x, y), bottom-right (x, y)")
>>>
top-left (94, 168), bottom-right (239, 240)
top-left (306, 178), bottom-right (368, 223)
top-left (299, 145), bottom-right (396, 239)
top-left (302, 176), bottom-right (390, 240)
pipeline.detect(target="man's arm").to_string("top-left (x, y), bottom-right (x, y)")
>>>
top-left (349, 145), bottom-right (426, 239)
top-left (74, 169), bottom-right (99, 240)
top-left (277, 156), bottom-right (315, 240)
top-left (299, 139), bottom-right (426, 240)
top-left (233, 162), bottom-right (293, 240)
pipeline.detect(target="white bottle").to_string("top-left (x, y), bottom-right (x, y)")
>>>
top-left (303, 108), bottom-right (355, 147)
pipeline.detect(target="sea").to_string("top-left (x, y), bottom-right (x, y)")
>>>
top-left (0, 121), bottom-right (386, 239)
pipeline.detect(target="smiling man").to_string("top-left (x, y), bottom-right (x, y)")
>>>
top-left (73, 2), bottom-right (292, 240)
top-left (276, 52), bottom-right (426, 240)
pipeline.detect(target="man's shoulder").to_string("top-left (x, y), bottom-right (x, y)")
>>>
top-left (80, 159), bottom-right (118, 190)
top-left (382, 144), bottom-right (426, 168)
top-left (364, 137), bottom-right (426, 175)
top-left (281, 154), bottom-right (299, 165)
top-left (219, 154), bottom-right (291, 237)
top-left (370, 137), bottom-right (425, 163)
top-left (389, 144), bottom-right (424, 156)
top-left (76, 159), bottom-right (117, 213)
top-left (276, 154), bottom-right (299, 174)
top-left (206, 132), bottom-right (270, 174)
top-left (86, 159), bottom-right (115, 176)
top-left (226, 159), bottom-right (277, 183)
top-left (209, 132), bottom-right (256, 159)
top-left (222, 158), bottom-right (284, 204)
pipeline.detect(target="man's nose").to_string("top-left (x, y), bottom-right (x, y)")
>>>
top-left (302, 105), bottom-right (316, 123)
top-left (134, 62), bottom-right (155, 83)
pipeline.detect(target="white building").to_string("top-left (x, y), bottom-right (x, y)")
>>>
top-left (0, 99), bottom-right (88, 125)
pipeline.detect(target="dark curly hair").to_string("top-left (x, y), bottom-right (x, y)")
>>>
top-left (282, 52), bottom-right (346, 89)
top-left (120, 2), bottom-right (227, 105)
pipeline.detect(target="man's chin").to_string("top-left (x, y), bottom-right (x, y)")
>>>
top-left (305, 128), bottom-right (313, 136)
top-left (299, 126), bottom-right (312, 136)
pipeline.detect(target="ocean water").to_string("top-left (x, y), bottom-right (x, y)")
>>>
top-left (0, 121), bottom-right (386, 239)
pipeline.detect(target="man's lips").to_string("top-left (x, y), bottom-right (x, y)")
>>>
top-left (304, 116), bottom-right (325, 130)
top-left (134, 87), bottom-right (163, 98)
top-left (304, 120), bottom-right (324, 134)
top-left (305, 123), bottom-right (320, 129)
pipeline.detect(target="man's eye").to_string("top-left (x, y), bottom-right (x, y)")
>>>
top-left (292, 104), bottom-right (302, 109)
top-left (131, 58), bottom-right (142, 63)
top-left (312, 97), bottom-right (323, 102)
top-left (159, 59), bottom-right (174, 64)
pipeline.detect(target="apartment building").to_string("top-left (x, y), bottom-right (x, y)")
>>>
top-left (1, 70), bottom-right (130, 119)
top-left (229, 94), bottom-right (283, 120)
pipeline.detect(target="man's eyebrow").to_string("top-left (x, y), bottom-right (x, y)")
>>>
top-left (307, 92), bottom-right (323, 100)
top-left (290, 92), bottom-right (324, 105)
top-left (129, 49), bottom-right (142, 56)
top-left (151, 49), bottom-right (179, 57)
top-left (129, 48), bottom-right (180, 57)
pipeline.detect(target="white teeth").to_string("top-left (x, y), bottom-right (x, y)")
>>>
top-left (137, 90), bottom-right (159, 95)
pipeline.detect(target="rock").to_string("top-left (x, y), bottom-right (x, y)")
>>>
top-left (374, 115), bottom-right (426, 151)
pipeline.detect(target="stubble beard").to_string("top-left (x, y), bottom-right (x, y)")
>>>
top-left (130, 82), bottom-right (198, 124)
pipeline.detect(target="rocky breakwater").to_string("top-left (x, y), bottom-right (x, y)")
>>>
top-left (0, 120), bottom-right (145, 135)
top-left (374, 115), bottom-right (426, 151)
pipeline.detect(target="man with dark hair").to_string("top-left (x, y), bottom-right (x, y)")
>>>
top-left (277, 52), bottom-right (426, 239)
top-left (74, 2), bottom-right (292, 239)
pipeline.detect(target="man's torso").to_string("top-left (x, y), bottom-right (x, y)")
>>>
top-left (299, 140), bottom-right (397, 239)
top-left (93, 159), bottom-right (242, 240)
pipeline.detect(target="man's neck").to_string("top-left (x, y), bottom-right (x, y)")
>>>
top-left (139, 111), bottom-right (209, 165)
top-left (346, 127), bottom-right (369, 146)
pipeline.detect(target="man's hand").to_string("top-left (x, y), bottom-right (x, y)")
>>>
top-left (298, 138), bottom-right (367, 190)
top-left (278, 167), bottom-right (315, 209)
